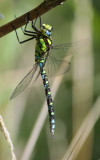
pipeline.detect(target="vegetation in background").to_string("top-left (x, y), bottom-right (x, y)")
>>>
top-left (0, 0), bottom-right (100, 160)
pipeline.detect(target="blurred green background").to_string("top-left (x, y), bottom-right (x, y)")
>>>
top-left (0, 0), bottom-right (100, 160)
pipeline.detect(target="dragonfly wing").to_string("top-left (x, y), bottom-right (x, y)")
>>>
top-left (50, 41), bottom-right (78, 60)
top-left (10, 63), bottom-right (38, 100)
top-left (45, 57), bottom-right (72, 77)
top-left (45, 42), bottom-right (75, 77)
top-left (50, 39), bottom-right (88, 59)
top-left (45, 39), bottom-right (87, 76)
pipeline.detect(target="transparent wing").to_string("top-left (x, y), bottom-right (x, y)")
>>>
top-left (45, 40), bottom-right (86, 76)
top-left (10, 63), bottom-right (38, 100)
top-left (51, 42), bottom-right (74, 49)
top-left (45, 42), bottom-right (75, 76)
top-left (50, 40), bottom-right (83, 61)
top-left (50, 39), bottom-right (88, 58)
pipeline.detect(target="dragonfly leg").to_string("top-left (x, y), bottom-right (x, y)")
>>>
top-left (21, 14), bottom-right (38, 35)
top-left (34, 17), bottom-right (38, 26)
top-left (39, 16), bottom-right (42, 29)
top-left (34, 16), bottom-right (42, 29)
top-left (13, 15), bottom-right (37, 43)
top-left (20, 16), bottom-right (42, 36)
top-left (14, 28), bottom-right (36, 44)
top-left (21, 23), bottom-right (37, 35)
top-left (15, 15), bottom-right (36, 36)
top-left (31, 20), bottom-right (39, 33)
top-left (31, 12), bottom-right (41, 32)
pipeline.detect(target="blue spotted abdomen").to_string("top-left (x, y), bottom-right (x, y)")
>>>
top-left (39, 60), bottom-right (55, 137)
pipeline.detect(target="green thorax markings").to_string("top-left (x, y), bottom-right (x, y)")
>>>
top-left (35, 24), bottom-right (53, 62)
top-left (35, 36), bottom-right (52, 56)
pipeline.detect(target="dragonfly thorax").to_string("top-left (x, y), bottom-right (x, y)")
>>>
top-left (35, 28), bottom-right (53, 62)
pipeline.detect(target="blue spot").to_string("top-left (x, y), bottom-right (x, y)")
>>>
top-left (51, 129), bottom-right (54, 134)
top-left (42, 75), bottom-right (44, 79)
top-left (44, 85), bottom-right (47, 89)
top-left (39, 63), bottom-right (42, 67)
top-left (51, 119), bottom-right (55, 124)
top-left (52, 125), bottom-right (55, 129)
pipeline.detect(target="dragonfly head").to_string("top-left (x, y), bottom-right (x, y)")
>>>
top-left (41, 24), bottom-right (53, 37)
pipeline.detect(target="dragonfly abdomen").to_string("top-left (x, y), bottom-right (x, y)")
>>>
top-left (39, 62), bottom-right (55, 138)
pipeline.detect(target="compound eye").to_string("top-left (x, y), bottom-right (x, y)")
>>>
top-left (45, 30), bottom-right (51, 36)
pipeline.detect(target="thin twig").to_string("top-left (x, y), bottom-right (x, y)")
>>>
top-left (0, 115), bottom-right (17, 160)
top-left (0, 0), bottom-right (66, 38)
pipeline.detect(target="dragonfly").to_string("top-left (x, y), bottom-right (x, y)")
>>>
top-left (10, 16), bottom-right (74, 138)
